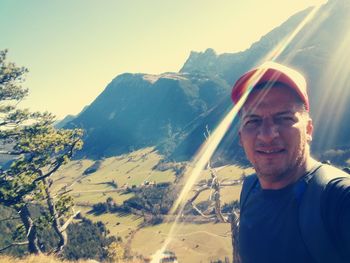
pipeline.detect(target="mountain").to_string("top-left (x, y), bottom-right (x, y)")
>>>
top-left (55, 106), bottom-right (89, 129)
top-left (66, 0), bottom-right (350, 165)
top-left (55, 115), bottom-right (76, 129)
top-left (173, 0), bottom-right (350, 163)
top-left (65, 72), bottom-right (230, 159)
top-left (180, 7), bottom-right (313, 84)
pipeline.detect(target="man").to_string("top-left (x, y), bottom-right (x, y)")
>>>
top-left (231, 62), bottom-right (350, 263)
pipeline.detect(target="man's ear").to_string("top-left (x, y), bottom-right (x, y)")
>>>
top-left (306, 118), bottom-right (313, 143)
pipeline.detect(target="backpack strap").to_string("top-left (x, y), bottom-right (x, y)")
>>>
top-left (299, 164), bottom-right (349, 263)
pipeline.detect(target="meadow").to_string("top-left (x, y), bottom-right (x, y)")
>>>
top-left (51, 147), bottom-right (250, 262)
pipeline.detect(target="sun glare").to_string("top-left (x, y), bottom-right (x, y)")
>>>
top-left (313, 11), bottom-right (350, 150)
top-left (150, 2), bottom-right (328, 262)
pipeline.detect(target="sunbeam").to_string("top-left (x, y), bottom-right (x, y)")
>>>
top-left (150, 3), bottom-right (327, 262)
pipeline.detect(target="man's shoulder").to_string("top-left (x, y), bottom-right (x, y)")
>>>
top-left (320, 164), bottom-right (350, 202)
top-left (309, 164), bottom-right (350, 207)
top-left (303, 164), bottom-right (350, 203)
top-left (241, 173), bottom-right (258, 194)
top-left (240, 173), bottom-right (258, 209)
top-left (309, 164), bottom-right (350, 187)
top-left (299, 164), bottom-right (350, 263)
top-left (243, 173), bottom-right (258, 184)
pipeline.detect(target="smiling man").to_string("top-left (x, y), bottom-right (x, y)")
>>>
top-left (231, 62), bottom-right (350, 263)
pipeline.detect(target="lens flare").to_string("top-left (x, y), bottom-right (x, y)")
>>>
top-left (150, 3), bottom-right (325, 262)
top-left (313, 20), bottom-right (350, 150)
top-left (261, 4), bottom-right (323, 63)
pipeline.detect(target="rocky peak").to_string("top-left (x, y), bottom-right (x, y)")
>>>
top-left (180, 48), bottom-right (218, 74)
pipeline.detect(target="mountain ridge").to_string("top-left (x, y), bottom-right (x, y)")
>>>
top-left (64, 0), bottom-right (350, 165)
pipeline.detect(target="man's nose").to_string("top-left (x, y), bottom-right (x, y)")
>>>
top-left (257, 119), bottom-right (279, 143)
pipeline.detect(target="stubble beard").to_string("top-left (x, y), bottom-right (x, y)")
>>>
top-left (253, 142), bottom-right (308, 186)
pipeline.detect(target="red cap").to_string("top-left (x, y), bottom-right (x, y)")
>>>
top-left (231, 61), bottom-right (309, 111)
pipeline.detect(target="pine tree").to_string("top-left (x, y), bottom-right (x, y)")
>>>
top-left (0, 49), bottom-right (83, 254)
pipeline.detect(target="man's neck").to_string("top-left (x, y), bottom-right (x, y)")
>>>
top-left (259, 157), bottom-right (318, 190)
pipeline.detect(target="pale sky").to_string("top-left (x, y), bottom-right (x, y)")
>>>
top-left (0, 0), bottom-right (326, 119)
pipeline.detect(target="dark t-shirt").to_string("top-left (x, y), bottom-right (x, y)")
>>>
top-left (322, 178), bottom-right (350, 260)
top-left (239, 176), bottom-right (350, 263)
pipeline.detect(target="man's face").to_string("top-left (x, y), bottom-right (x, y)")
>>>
top-left (239, 85), bottom-right (313, 186)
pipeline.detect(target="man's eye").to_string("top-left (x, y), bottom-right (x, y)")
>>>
top-left (245, 119), bottom-right (260, 126)
top-left (276, 116), bottom-right (295, 124)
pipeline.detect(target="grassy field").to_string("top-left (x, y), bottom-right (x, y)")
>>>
top-left (52, 148), bottom-right (178, 241)
top-left (53, 148), bottom-right (175, 197)
top-left (189, 165), bottom-right (253, 205)
top-left (82, 206), bottom-right (144, 241)
top-left (0, 255), bottom-right (97, 263)
top-left (0, 254), bottom-right (143, 263)
top-left (131, 222), bottom-right (232, 262)
top-left (50, 147), bottom-right (249, 262)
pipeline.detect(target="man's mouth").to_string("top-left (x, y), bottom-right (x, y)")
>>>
top-left (256, 149), bottom-right (286, 155)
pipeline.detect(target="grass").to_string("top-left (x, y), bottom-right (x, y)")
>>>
top-left (179, 164), bottom-right (252, 206)
top-left (0, 254), bottom-right (143, 263)
top-left (48, 147), bottom-right (250, 262)
top-left (193, 185), bottom-right (242, 205)
top-left (73, 191), bottom-right (133, 206)
top-left (53, 148), bottom-right (175, 203)
top-left (51, 147), bottom-right (178, 242)
top-left (131, 222), bottom-right (232, 262)
top-left (82, 207), bottom-right (144, 241)
top-left (0, 255), bottom-right (84, 263)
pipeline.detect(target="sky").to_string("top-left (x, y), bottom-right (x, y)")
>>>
top-left (0, 0), bottom-right (327, 119)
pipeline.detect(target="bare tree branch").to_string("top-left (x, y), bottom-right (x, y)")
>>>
top-left (33, 139), bottom-right (79, 184)
top-left (60, 210), bottom-right (80, 232)
top-left (221, 180), bottom-right (243, 186)
top-left (231, 210), bottom-right (241, 263)
top-left (0, 241), bottom-right (28, 253)
top-left (0, 150), bottom-right (25, 155)
top-left (188, 185), bottom-right (210, 203)
top-left (0, 216), bottom-right (20, 222)
top-left (191, 203), bottom-right (214, 218)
